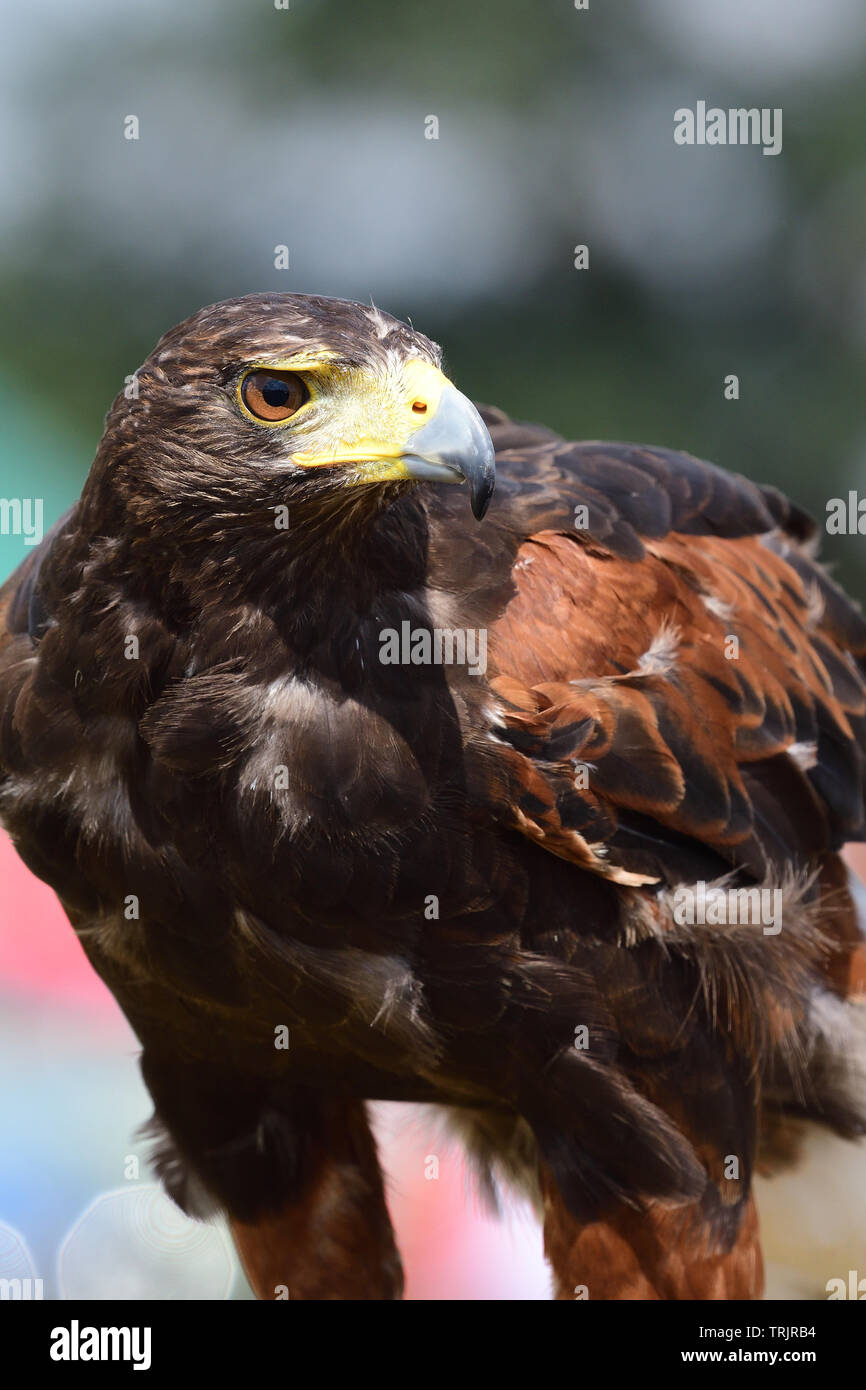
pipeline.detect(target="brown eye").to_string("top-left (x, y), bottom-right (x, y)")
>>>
top-left (241, 369), bottom-right (308, 422)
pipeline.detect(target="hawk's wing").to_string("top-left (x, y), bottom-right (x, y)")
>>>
top-left (476, 412), bottom-right (865, 887)
top-left (468, 412), bottom-right (866, 1297)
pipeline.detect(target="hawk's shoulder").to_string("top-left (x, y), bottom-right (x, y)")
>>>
top-left (450, 409), bottom-right (866, 889)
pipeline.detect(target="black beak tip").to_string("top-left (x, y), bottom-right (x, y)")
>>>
top-left (470, 470), bottom-right (495, 521)
top-left (471, 487), bottom-right (493, 521)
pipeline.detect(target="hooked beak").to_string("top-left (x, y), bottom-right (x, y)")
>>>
top-left (287, 359), bottom-right (497, 520)
top-left (400, 384), bottom-right (496, 520)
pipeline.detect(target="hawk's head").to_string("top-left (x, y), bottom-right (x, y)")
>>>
top-left (94, 294), bottom-right (495, 543)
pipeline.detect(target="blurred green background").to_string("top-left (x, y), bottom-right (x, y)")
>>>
top-left (1, 0), bottom-right (864, 598)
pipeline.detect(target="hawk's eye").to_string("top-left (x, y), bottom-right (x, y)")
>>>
top-left (241, 369), bottom-right (309, 422)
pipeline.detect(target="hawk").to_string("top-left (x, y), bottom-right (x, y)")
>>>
top-left (1, 293), bottom-right (864, 1300)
